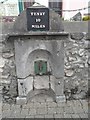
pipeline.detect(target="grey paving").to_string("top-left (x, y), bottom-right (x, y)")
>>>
top-left (1, 99), bottom-right (88, 119)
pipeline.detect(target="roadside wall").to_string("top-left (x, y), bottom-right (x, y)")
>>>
top-left (0, 21), bottom-right (89, 103)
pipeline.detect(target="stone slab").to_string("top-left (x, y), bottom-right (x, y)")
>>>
top-left (34, 76), bottom-right (49, 89)
top-left (16, 97), bottom-right (27, 105)
top-left (18, 76), bottom-right (33, 96)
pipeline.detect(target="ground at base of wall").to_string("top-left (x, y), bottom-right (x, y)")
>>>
top-left (1, 99), bottom-right (89, 119)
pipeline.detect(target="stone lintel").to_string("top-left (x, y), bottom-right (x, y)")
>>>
top-left (7, 32), bottom-right (69, 41)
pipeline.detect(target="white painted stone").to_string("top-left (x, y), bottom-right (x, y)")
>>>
top-left (34, 76), bottom-right (49, 89)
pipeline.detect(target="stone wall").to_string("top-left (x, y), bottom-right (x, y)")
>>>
top-left (0, 21), bottom-right (89, 103)
top-left (64, 33), bottom-right (89, 100)
top-left (0, 34), bottom-right (17, 103)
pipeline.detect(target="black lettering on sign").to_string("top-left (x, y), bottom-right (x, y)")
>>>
top-left (26, 8), bottom-right (49, 31)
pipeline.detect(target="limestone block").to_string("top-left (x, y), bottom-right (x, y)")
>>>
top-left (0, 79), bottom-right (10, 84)
top-left (16, 97), bottom-right (27, 105)
top-left (68, 56), bottom-right (77, 62)
top-left (65, 69), bottom-right (74, 77)
top-left (0, 74), bottom-right (9, 79)
top-left (70, 33), bottom-right (84, 40)
top-left (72, 92), bottom-right (86, 99)
top-left (18, 76), bottom-right (33, 96)
top-left (34, 76), bottom-right (49, 89)
top-left (2, 52), bottom-right (14, 59)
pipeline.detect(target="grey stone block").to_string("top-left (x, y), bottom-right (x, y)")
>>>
top-left (70, 33), bottom-right (84, 40)
top-left (16, 97), bottom-right (27, 105)
top-left (34, 76), bottom-right (49, 89)
top-left (18, 76), bottom-right (33, 96)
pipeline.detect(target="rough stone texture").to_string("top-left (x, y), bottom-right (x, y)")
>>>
top-left (70, 33), bottom-right (84, 40)
top-left (0, 31), bottom-right (89, 119)
top-left (64, 34), bottom-right (89, 100)
top-left (0, 31), bottom-right (89, 103)
top-left (0, 34), bottom-right (17, 104)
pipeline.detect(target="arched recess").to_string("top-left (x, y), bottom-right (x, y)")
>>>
top-left (25, 49), bottom-right (54, 77)
top-left (27, 89), bottom-right (56, 103)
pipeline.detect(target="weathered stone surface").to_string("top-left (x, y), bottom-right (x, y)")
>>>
top-left (16, 97), bottom-right (27, 105)
top-left (72, 92), bottom-right (86, 99)
top-left (65, 70), bottom-right (74, 77)
top-left (2, 52), bottom-right (14, 59)
top-left (18, 76), bottom-right (33, 96)
top-left (68, 56), bottom-right (77, 62)
top-left (85, 33), bottom-right (90, 40)
top-left (70, 33), bottom-right (84, 40)
top-left (34, 76), bottom-right (49, 89)
top-left (64, 33), bottom-right (88, 99)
